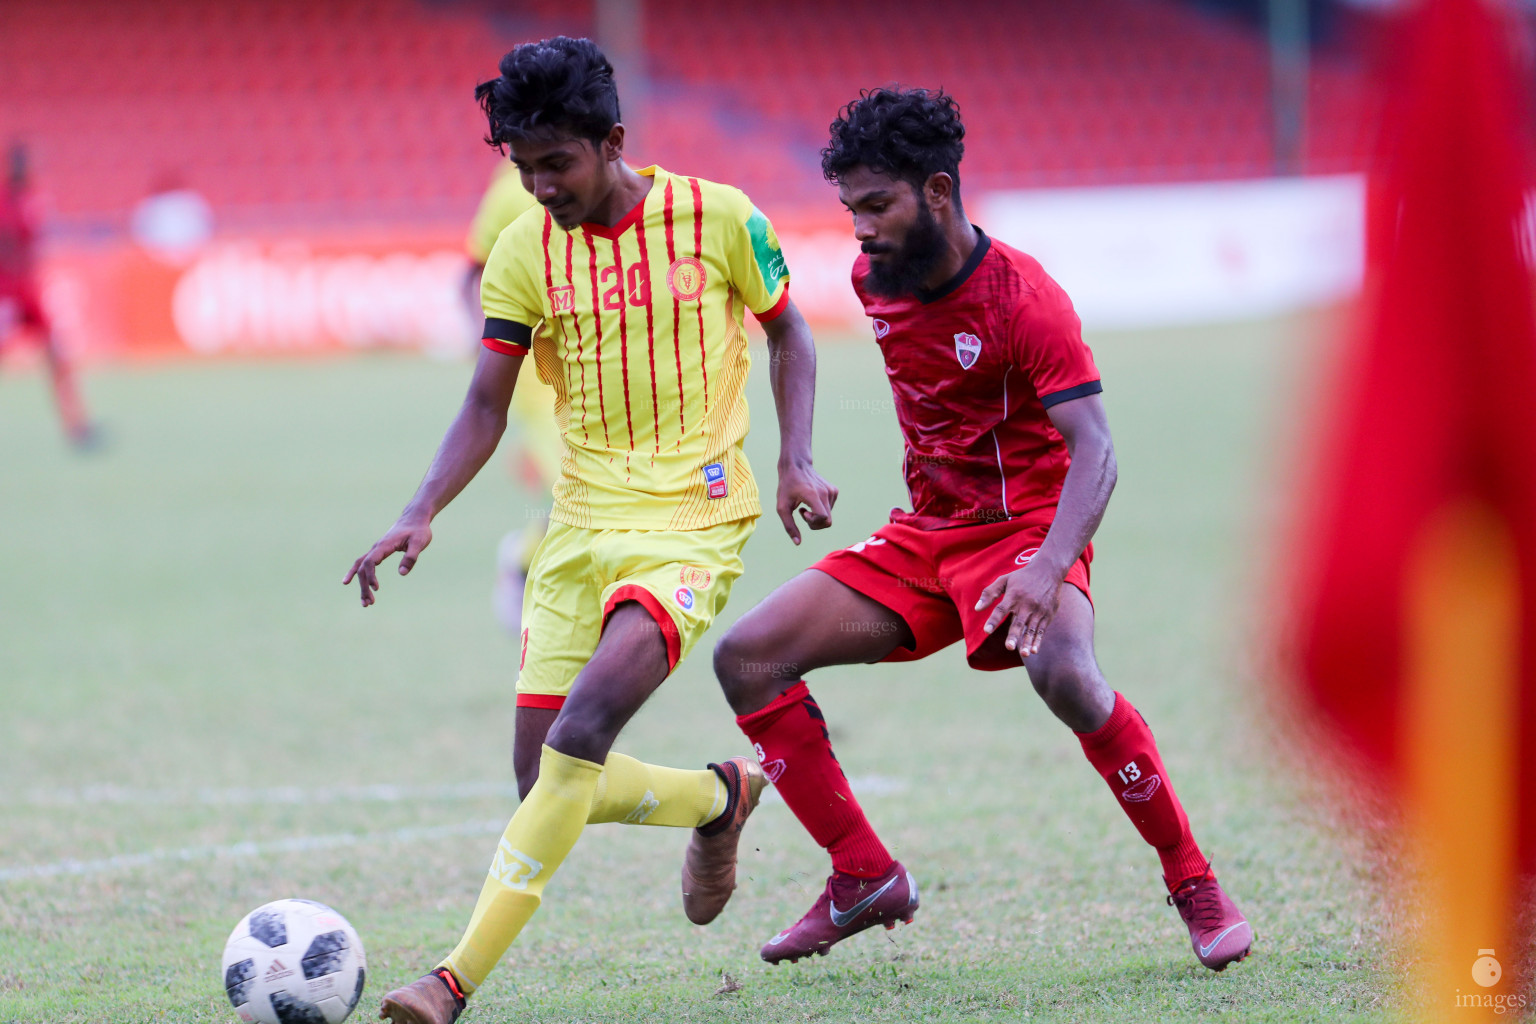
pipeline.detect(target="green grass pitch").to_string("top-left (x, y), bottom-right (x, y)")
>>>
top-left (0, 317), bottom-right (1402, 1022)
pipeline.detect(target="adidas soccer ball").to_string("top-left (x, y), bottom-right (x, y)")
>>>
top-left (221, 898), bottom-right (366, 1023)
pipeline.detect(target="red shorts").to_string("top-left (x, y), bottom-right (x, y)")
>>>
top-left (813, 511), bottom-right (1092, 672)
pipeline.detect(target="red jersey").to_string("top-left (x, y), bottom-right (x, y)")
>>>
top-left (0, 186), bottom-right (37, 282)
top-left (853, 228), bottom-right (1101, 530)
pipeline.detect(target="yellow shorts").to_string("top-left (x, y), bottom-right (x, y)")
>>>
top-left (515, 516), bottom-right (756, 708)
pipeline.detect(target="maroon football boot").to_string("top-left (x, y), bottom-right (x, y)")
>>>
top-left (1167, 867), bottom-right (1253, 971)
top-left (761, 861), bottom-right (919, 964)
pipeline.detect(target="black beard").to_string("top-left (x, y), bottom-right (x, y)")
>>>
top-left (863, 203), bottom-right (947, 298)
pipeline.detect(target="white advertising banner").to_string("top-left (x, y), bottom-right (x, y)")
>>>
top-left (978, 175), bottom-right (1366, 330)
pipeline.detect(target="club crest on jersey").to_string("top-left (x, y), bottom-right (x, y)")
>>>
top-left (872, 318), bottom-right (891, 339)
top-left (674, 586), bottom-right (695, 611)
top-left (954, 332), bottom-right (983, 369)
top-left (703, 461), bottom-right (727, 499)
top-left (547, 284), bottom-right (575, 313)
top-left (667, 257), bottom-right (706, 302)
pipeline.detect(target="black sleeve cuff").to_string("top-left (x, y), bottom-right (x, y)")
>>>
top-left (482, 317), bottom-right (533, 349)
top-left (1040, 379), bottom-right (1103, 408)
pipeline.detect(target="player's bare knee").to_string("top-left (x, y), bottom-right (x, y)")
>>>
top-left (1028, 656), bottom-right (1109, 731)
top-left (545, 701), bottom-right (624, 763)
top-left (714, 624), bottom-right (799, 715)
top-left (713, 628), bottom-right (767, 711)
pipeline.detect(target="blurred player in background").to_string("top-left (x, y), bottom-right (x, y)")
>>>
top-left (0, 143), bottom-right (96, 448)
top-left (345, 37), bottom-right (836, 1024)
top-left (464, 162), bottom-right (563, 632)
top-left (714, 89), bottom-right (1253, 972)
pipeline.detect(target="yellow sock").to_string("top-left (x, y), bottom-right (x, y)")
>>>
top-left (439, 745), bottom-right (601, 993)
top-left (586, 752), bottom-right (727, 827)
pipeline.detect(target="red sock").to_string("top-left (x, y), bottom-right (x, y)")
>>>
top-left (1076, 692), bottom-right (1208, 887)
top-left (736, 681), bottom-right (894, 878)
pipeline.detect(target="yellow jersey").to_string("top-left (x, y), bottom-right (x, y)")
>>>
top-left (466, 164), bottom-right (539, 266)
top-left (480, 166), bottom-right (790, 532)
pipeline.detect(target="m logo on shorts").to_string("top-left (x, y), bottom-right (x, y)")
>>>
top-left (548, 285), bottom-right (575, 313)
top-left (674, 586), bottom-right (695, 611)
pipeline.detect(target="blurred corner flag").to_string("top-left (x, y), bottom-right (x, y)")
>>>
top-left (1289, 0), bottom-right (1536, 1015)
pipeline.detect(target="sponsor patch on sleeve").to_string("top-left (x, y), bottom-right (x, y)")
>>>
top-left (746, 207), bottom-right (788, 295)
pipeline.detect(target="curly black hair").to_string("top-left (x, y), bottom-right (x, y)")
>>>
top-left (822, 88), bottom-right (965, 196)
top-left (475, 36), bottom-right (621, 151)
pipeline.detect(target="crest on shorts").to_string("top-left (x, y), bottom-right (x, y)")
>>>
top-left (954, 332), bottom-right (983, 369)
top-left (872, 318), bottom-right (891, 339)
top-left (680, 566), bottom-right (713, 590)
top-left (667, 257), bottom-right (706, 302)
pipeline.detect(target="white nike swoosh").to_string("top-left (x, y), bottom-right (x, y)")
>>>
top-left (1199, 922), bottom-right (1247, 958)
top-left (829, 875), bottom-right (900, 928)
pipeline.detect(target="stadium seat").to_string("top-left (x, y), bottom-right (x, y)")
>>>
top-left (0, 0), bottom-right (1377, 232)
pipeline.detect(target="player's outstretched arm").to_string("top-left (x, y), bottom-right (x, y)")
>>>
top-left (761, 298), bottom-right (838, 545)
top-left (343, 345), bottom-right (523, 606)
top-left (976, 394), bottom-right (1117, 655)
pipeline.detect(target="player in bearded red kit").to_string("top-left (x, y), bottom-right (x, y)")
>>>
top-left (712, 89), bottom-right (1252, 971)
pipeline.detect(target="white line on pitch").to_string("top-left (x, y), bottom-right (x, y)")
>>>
top-left (0, 819), bottom-right (507, 883)
top-left (0, 776), bottom-right (907, 883)
top-left (9, 781), bottom-right (523, 808)
top-left (11, 775), bottom-right (907, 809)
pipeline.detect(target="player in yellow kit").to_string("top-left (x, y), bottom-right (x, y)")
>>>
top-left (344, 36), bottom-right (835, 1024)
top-left (464, 163), bottom-right (562, 632)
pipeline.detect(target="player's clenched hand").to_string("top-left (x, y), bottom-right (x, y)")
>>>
top-left (974, 560), bottom-right (1064, 658)
top-left (776, 460), bottom-right (838, 546)
top-left (342, 516), bottom-right (433, 608)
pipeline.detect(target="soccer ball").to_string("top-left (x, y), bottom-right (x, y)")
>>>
top-left (221, 898), bottom-right (366, 1023)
